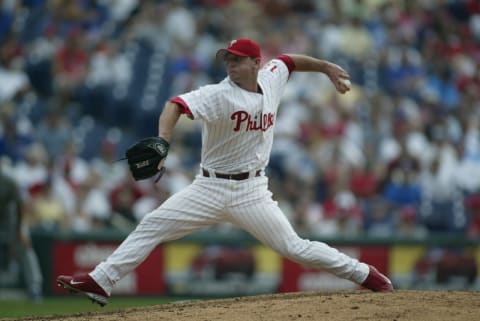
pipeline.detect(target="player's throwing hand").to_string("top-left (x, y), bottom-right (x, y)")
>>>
top-left (323, 61), bottom-right (351, 94)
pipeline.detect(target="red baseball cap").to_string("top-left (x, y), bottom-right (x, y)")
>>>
top-left (216, 38), bottom-right (261, 60)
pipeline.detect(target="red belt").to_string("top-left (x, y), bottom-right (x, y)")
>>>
top-left (202, 169), bottom-right (261, 180)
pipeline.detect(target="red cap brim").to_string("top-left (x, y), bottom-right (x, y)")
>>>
top-left (215, 48), bottom-right (250, 60)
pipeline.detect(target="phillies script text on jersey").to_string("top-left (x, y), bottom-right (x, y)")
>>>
top-left (231, 111), bottom-right (275, 132)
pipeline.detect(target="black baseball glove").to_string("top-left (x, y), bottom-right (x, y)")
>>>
top-left (124, 137), bottom-right (169, 181)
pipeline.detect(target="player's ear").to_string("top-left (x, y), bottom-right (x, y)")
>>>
top-left (252, 57), bottom-right (261, 69)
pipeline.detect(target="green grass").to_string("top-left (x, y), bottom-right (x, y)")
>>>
top-left (0, 296), bottom-right (182, 319)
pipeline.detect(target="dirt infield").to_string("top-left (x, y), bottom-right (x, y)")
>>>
top-left (17, 290), bottom-right (480, 321)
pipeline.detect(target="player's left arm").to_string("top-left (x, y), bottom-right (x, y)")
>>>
top-left (284, 54), bottom-right (351, 94)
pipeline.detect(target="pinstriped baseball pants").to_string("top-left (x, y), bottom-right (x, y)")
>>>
top-left (90, 175), bottom-right (369, 295)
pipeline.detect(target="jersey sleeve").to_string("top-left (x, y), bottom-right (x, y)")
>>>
top-left (170, 96), bottom-right (193, 119)
top-left (259, 56), bottom-right (295, 99)
top-left (170, 84), bottom-right (223, 122)
top-left (276, 54), bottom-right (296, 75)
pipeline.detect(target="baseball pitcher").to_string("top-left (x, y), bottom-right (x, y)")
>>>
top-left (57, 38), bottom-right (393, 306)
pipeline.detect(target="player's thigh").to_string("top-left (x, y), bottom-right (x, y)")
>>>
top-left (227, 199), bottom-right (298, 255)
top-left (138, 179), bottom-right (226, 241)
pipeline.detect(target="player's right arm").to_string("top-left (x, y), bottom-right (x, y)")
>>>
top-left (156, 101), bottom-right (182, 170)
top-left (157, 83), bottom-right (224, 146)
top-left (158, 101), bottom-right (182, 142)
top-left (158, 83), bottom-right (219, 142)
top-left (170, 84), bottom-right (225, 122)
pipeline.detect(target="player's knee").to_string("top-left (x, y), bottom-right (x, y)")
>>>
top-left (281, 237), bottom-right (310, 260)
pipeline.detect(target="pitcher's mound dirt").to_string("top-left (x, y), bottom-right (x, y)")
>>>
top-left (18, 290), bottom-right (480, 321)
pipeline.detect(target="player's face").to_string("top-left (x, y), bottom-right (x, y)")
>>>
top-left (223, 53), bottom-right (259, 83)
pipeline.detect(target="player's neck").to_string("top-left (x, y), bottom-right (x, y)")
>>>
top-left (234, 79), bottom-right (261, 94)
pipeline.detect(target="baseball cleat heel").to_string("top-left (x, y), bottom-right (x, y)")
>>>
top-left (86, 293), bottom-right (108, 307)
top-left (361, 265), bottom-right (394, 292)
top-left (56, 274), bottom-right (109, 307)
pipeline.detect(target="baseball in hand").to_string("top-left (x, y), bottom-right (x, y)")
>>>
top-left (339, 78), bottom-right (351, 89)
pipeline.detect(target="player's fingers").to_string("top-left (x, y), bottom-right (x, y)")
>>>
top-left (335, 81), bottom-right (350, 94)
top-left (335, 65), bottom-right (348, 75)
top-left (157, 159), bottom-right (165, 170)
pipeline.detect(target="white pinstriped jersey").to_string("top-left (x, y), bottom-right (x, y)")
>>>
top-left (175, 58), bottom-right (291, 173)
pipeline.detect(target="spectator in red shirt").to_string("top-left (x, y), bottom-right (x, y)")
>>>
top-left (53, 28), bottom-right (89, 102)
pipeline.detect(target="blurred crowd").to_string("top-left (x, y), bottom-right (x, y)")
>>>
top-left (1, 0), bottom-right (480, 241)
